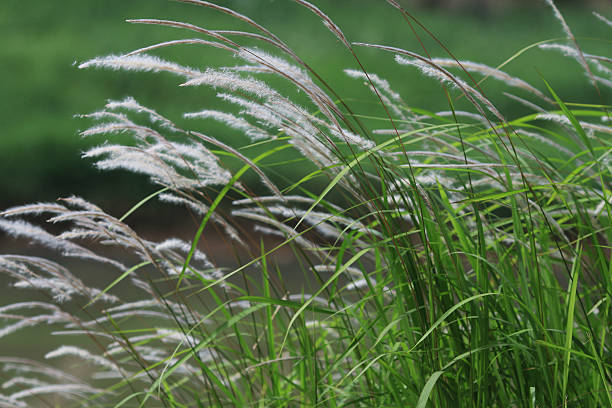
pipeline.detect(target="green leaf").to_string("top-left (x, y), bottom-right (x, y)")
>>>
top-left (561, 242), bottom-right (582, 403)
top-left (416, 371), bottom-right (444, 408)
top-left (541, 77), bottom-right (594, 155)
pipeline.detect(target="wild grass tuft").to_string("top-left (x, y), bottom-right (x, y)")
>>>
top-left (0, 1), bottom-right (610, 407)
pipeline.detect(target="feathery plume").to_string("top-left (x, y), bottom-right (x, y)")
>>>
top-left (184, 110), bottom-right (270, 141)
top-left (0, 394), bottom-right (26, 408)
top-left (544, 0), bottom-right (596, 86)
top-left (536, 113), bottom-right (611, 134)
top-left (106, 97), bottom-right (179, 132)
top-left (0, 219), bottom-right (125, 269)
top-left (0, 203), bottom-right (67, 218)
top-left (45, 346), bottom-right (120, 372)
top-left (181, 68), bottom-right (278, 99)
top-left (428, 58), bottom-right (552, 103)
top-left (8, 384), bottom-right (105, 401)
top-left (594, 12), bottom-right (612, 28)
top-left (79, 54), bottom-right (202, 78)
top-left (236, 48), bottom-right (311, 87)
top-left (394, 54), bottom-right (504, 121)
top-left (539, 44), bottom-right (612, 76)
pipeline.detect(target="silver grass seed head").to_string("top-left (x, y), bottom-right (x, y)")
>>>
top-left (8, 383), bottom-right (106, 401)
top-left (538, 44), bottom-right (612, 76)
top-left (344, 69), bottom-right (402, 102)
top-left (313, 264), bottom-right (364, 279)
top-left (0, 302), bottom-right (60, 315)
top-left (237, 48), bottom-right (310, 86)
top-left (329, 127), bottom-right (375, 150)
top-left (0, 394), bottom-right (27, 408)
top-left (154, 238), bottom-right (212, 267)
top-left (395, 55), bottom-right (504, 121)
top-left (594, 75), bottom-right (612, 89)
top-left (217, 93), bottom-right (284, 129)
top-left (59, 196), bottom-right (104, 212)
top-left (544, 0), bottom-right (574, 42)
top-left (0, 359), bottom-right (83, 384)
top-left (105, 97), bottom-right (180, 132)
top-left (0, 219), bottom-right (126, 270)
top-left (0, 315), bottom-right (68, 340)
top-left (594, 12), bottom-right (612, 28)
top-left (184, 109), bottom-right (270, 141)
top-left (344, 69), bottom-right (407, 119)
top-left (102, 299), bottom-right (159, 314)
top-left (181, 68), bottom-right (278, 99)
top-left (0, 203), bottom-right (67, 218)
top-left (2, 377), bottom-right (48, 391)
top-left (79, 53), bottom-right (202, 78)
top-left (429, 58), bottom-right (551, 102)
top-left (45, 346), bottom-right (119, 372)
top-left (287, 293), bottom-right (329, 305)
top-left (158, 193), bottom-right (209, 215)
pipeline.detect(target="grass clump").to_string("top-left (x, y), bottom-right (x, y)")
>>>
top-left (0, 0), bottom-right (610, 406)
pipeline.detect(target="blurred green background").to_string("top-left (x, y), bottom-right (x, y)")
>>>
top-left (1, 0), bottom-right (611, 213)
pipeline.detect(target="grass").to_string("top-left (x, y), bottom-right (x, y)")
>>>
top-left (0, 0), bottom-right (611, 407)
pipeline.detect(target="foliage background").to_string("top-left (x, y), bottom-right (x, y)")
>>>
top-left (2, 0), bottom-right (610, 212)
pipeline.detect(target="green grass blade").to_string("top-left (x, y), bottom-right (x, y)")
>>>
top-left (416, 371), bottom-right (444, 408)
top-left (119, 186), bottom-right (170, 222)
top-left (561, 242), bottom-right (582, 403)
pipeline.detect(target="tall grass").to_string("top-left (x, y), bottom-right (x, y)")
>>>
top-left (0, 0), bottom-right (610, 406)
